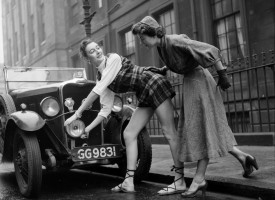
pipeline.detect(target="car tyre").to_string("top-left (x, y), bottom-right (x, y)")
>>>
top-left (118, 127), bottom-right (152, 183)
top-left (13, 129), bottom-right (42, 198)
top-left (0, 94), bottom-right (16, 162)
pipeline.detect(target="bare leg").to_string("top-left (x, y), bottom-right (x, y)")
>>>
top-left (229, 146), bottom-right (249, 163)
top-left (111, 107), bottom-right (153, 191)
top-left (182, 158), bottom-right (209, 199)
top-left (193, 158), bottom-right (209, 183)
top-left (155, 99), bottom-right (186, 194)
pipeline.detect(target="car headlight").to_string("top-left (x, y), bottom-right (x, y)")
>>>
top-left (65, 119), bottom-right (85, 138)
top-left (112, 95), bottom-right (123, 112)
top-left (40, 97), bottom-right (60, 117)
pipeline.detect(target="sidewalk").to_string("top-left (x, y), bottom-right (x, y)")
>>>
top-left (149, 145), bottom-right (275, 199)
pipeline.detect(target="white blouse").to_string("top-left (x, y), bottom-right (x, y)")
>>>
top-left (92, 53), bottom-right (122, 118)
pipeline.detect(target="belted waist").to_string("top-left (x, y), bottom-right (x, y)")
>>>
top-left (183, 66), bottom-right (203, 75)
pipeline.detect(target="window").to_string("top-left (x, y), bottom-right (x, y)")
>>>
top-left (98, 0), bottom-right (102, 8)
top-left (122, 30), bottom-right (136, 64)
top-left (40, 2), bottom-right (46, 42)
top-left (155, 9), bottom-right (179, 83)
top-left (159, 10), bottom-right (176, 35)
top-left (211, 0), bottom-right (245, 64)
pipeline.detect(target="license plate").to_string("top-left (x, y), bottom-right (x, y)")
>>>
top-left (71, 144), bottom-right (122, 162)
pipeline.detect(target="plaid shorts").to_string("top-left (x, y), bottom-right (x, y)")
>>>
top-left (108, 56), bottom-right (175, 109)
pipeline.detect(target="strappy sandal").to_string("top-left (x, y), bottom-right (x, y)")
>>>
top-left (158, 165), bottom-right (186, 195)
top-left (111, 169), bottom-right (136, 193)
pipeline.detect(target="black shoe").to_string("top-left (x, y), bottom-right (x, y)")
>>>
top-left (243, 156), bottom-right (259, 178)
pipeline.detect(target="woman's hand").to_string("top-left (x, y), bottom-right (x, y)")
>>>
top-left (64, 114), bottom-right (77, 127)
top-left (217, 69), bottom-right (231, 91)
top-left (144, 66), bottom-right (168, 76)
top-left (81, 127), bottom-right (91, 139)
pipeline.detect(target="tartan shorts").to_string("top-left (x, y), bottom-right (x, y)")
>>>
top-left (136, 70), bottom-right (175, 109)
top-left (109, 63), bottom-right (175, 110)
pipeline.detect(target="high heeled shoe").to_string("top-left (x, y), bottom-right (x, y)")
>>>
top-left (243, 155), bottom-right (259, 178)
top-left (157, 165), bottom-right (186, 195)
top-left (181, 180), bottom-right (208, 199)
top-left (111, 169), bottom-right (136, 193)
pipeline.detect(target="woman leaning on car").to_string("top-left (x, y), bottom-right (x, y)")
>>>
top-left (64, 38), bottom-right (186, 194)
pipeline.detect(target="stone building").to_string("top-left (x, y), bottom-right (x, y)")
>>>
top-left (1, 0), bottom-right (274, 136)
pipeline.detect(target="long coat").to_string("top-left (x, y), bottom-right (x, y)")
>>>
top-left (157, 34), bottom-right (237, 162)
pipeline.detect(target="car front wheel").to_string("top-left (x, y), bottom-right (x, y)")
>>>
top-left (13, 129), bottom-right (42, 198)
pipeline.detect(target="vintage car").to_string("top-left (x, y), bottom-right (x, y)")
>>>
top-left (0, 67), bottom-right (152, 198)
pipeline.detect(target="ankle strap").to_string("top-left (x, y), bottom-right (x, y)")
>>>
top-left (171, 165), bottom-right (184, 172)
top-left (125, 169), bottom-right (135, 179)
top-left (171, 165), bottom-right (184, 176)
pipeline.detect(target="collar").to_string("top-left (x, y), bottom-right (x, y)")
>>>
top-left (96, 56), bottom-right (107, 73)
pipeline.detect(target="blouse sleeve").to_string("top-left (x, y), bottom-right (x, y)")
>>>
top-left (98, 88), bottom-right (114, 118)
top-left (92, 53), bottom-right (122, 95)
top-left (173, 34), bottom-right (222, 68)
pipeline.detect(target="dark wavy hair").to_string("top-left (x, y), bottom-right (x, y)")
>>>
top-left (79, 38), bottom-right (94, 61)
top-left (131, 22), bottom-right (165, 38)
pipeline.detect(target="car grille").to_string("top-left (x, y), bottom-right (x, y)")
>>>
top-left (62, 82), bottom-right (102, 148)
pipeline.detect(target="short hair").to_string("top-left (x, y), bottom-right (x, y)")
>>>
top-left (132, 22), bottom-right (165, 38)
top-left (79, 38), bottom-right (93, 61)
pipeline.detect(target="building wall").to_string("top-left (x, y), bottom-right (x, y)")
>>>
top-left (1, 0), bottom-right (70, 68)
top-left (1, 0), bottom-right (274, 132)
top-left (2, 0), bottom-right (274, 75)
top-left (246, 0), bottom-right (274, 54)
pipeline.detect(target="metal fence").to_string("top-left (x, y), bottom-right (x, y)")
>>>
top-left (122, 50), bottom-right (275, 135)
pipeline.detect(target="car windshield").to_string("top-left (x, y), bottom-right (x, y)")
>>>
top-left (3, 67), bottom-right (87, 90)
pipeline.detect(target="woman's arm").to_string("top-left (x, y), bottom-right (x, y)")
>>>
top-left (76, 91), bottom-right (99, 116)
top-left (81, 115), bottom-right (105, 138)
top-left (81, 86), bottom-right (115, 138)
top-left (174, 35), bottom-right (231, 90)
top-left (64, 91), bottom-right (99, 126)
top-left (215, 60), bottom-right (225, 71)
top-left (64, 53), bottom-right (121, 127)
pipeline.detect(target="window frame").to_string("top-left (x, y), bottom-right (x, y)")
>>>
top-left (210, 0), bottom-right (247, 65)
top-left (153, 8), bottom-right (181, 84)
top-left (120, 29), bottom-right (136, 63)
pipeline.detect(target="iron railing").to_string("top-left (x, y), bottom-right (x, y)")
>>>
top-left (122, 50), bottom-right (275, 135)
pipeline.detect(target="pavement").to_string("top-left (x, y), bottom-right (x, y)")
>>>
top-left (99, 144), bottom-right (275, 200)
top-left (148, 144), bottom-right (275, 200)
top-left (1, 142), bottom-right (275, 199)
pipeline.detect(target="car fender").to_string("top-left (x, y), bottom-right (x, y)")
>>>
top-left (7, 110), bottom-right (45, 132)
